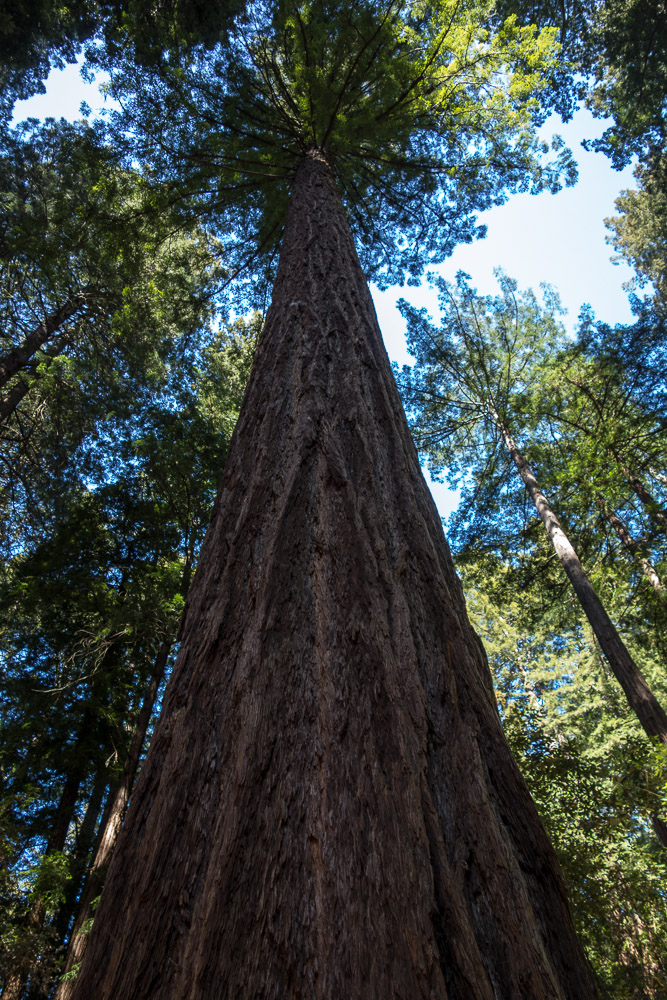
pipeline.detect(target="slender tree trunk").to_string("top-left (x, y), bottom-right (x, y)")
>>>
top-left (54, 640), bottom-right (173, 1000)
top-left (612, 452), bottom-right (667, 538)
top-left (53, 766), bottom-right (109, 949)
top-left (70, 148), bottom-right (597, 1000)
top-left (1, 757), bottom-right (86, 1000)
top-left (494, 416), bottom-right (667, 743)
top-left (62, 772), bottom-right (123, 925)
top-left (0, 332), bottom-right (71, 422)
top-left (0, 293), bottom-right (90, 389)
top-left (596, 497), bottom-right (664, 597)
top-left (0, 378), bottom-right (29, 423)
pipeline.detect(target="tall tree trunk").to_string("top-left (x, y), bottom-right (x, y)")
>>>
top-left (0, 293), bottom-right (90, 389)
top-left (596, 497), bottom-right (665, 598)
top-left (54, 640), bottom-right (173, 1000)
top-left (70, 148), bottom-right (597, 1000)
top-left (494, 416), bottom-right (667, 744)
top-left (1, 752), bottom-right (87, 1000)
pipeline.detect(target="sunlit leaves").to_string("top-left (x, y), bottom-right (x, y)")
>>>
top-left (101, 0), bottom-right (575, 297)
top-left (464, 564), bottom-right (667, 998)
top-left (606, 155), bottom-right (667, 307)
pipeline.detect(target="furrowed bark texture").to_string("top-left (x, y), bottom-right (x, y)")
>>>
top-left (497, 421), bottom-right (667, 744)
top-left (71, 149), bottom-right (597, 1000)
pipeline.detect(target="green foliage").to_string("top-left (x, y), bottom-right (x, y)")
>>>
top-left (398, 268), bottom-right (667, 993)
top-left (3, 1), bottom-right (666, 995)
top-left (0, 0), bottom-right (245, 121)
top-left (0, 117), bottom-right (229, 556)
top-left (530, 308), bottom-right (667, 666)
top-left (0, 0), bottom-right (97, 112)
top-left (465, 568), bottom-right (667, 998)
top-left (100, 0), bottom-right (575, 300)
top-left (485, 0), bottom-right (667, 168)
top-left (585, 0), bottom-right (667, 168)
top-left (0, 848), bottom-right (72, 993)
top-left (0, 309), bottom-right (258, 995)
top-left (397, 272), bottom-right (667, 661)
top-left (607, 156), bottom-right (667, 305)
top-left (396, 268), bottom-right (567, 491)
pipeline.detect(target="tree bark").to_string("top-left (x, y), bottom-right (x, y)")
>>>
top-left (0, 332), bottom-right (71, 423)
top-left (495, 417), bottom-right (667, 744)
top-left (612, 453), bottom-right (667, 538)
top-left (1, 752), bottom-right (86, 1000)
top-left (0, 293), bottom-right (90, 390)
top-left (0, 378), bottom-right (29, 423)
top-left (70, 148), bottom-right (597, 1000)
top-left (54, 641), bottom-right (173, 1000)
top-left (53, 765), bottom-right (109, 951)
top-left (596, 497), bottom-right (664, 598)
top-left (651, 812), bottom-right (667, 849)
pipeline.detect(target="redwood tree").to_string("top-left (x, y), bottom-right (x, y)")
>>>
top-left (60, 0), bottom-right (601, 995)
top-left (70, 146), bottom-right (597, 998)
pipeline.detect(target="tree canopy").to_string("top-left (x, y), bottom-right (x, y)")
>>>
top-left (95, 0), bottom-right (575, 299)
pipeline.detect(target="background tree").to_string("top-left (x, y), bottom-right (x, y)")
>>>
top-left (0, 118), bottom-right (221, 417)
top-left (397, 270), bottom-right (667, 991)
top-left (0, 0), bottom-right (245, 125)
top-left (0, 312), bottom-right (258, 998)
top-left (398, 271), bottom-right (667, 742)
top-left (535, 305), bottom-right (667, 652)
top-left (464, 567), bottom-right (667, 999)
top-left (606, 156), bottom-right (667, 308)
top-left (489, 0), bottom-right (667, 168)
top-left (0, 117), bottom-right (228, 559)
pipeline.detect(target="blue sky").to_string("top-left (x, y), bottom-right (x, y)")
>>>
top-left (13, 61), bottom-right (639, 519)
top-left (375, 112), bottom-right (636, 364)
top-left (372, 112), bottom-right (638, 516)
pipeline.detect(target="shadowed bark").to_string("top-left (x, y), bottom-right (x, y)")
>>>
top-left (70, 148), bottom-right (597, 1000)
top-left (53, 764), bottom-right (108, 946)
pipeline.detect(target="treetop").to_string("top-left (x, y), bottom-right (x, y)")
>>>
top-left (101, 0), bottom-right (577, 298)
